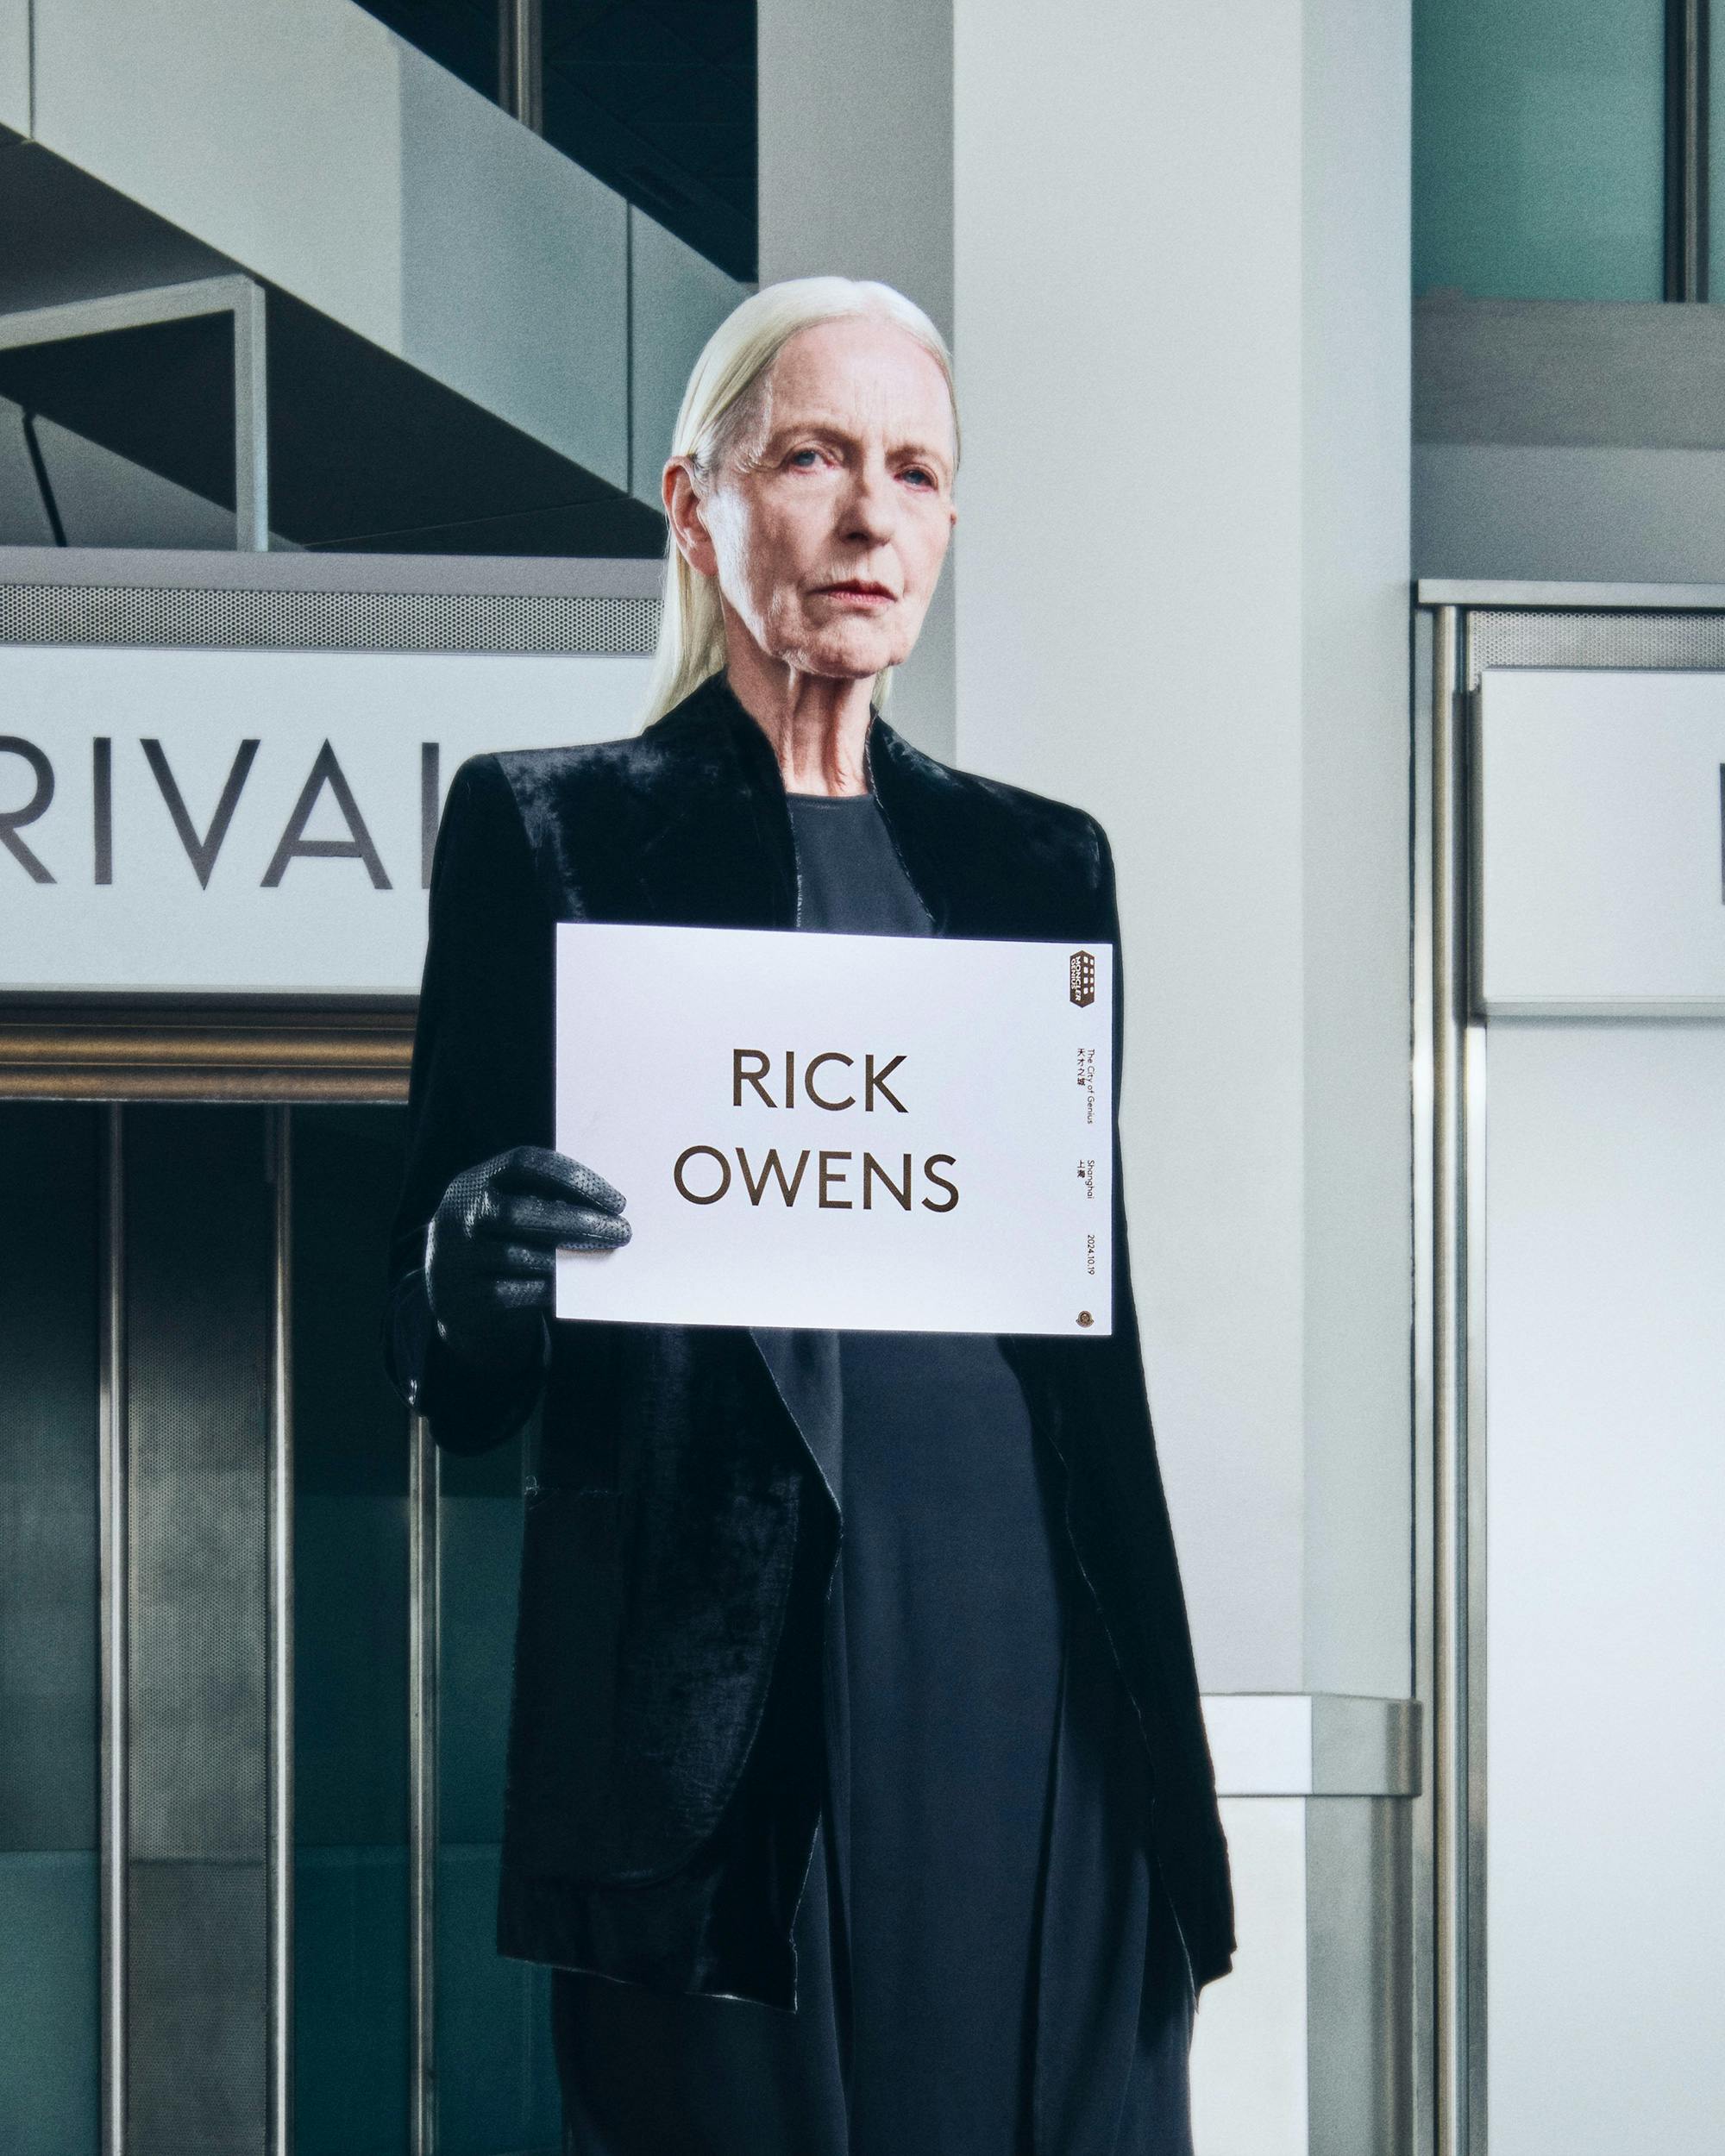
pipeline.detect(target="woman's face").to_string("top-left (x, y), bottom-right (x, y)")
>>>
top-left (671, 316), bottom-right (958, 686)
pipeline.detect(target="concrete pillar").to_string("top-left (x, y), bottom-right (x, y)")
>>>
top-left (950, 0), bottom-right (1413, 1702)
top-left (762, 12), bottom-right (1417, 2139)
top-left (756, 0), bottom-right (956, 760)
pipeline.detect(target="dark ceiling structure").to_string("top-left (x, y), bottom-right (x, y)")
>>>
top-left (354, 0), bottom-right (756, 280)
top-left (0, 147), bottom-right (666, 557)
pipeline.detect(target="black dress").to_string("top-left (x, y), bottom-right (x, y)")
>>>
top-left (550, 789), bottom-right (1196, 2156)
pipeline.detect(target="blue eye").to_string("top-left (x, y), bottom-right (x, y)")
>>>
top-left (788, 448), bottom-right (821, 467)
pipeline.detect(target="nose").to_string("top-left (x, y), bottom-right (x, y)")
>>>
top-left (838, 454), bottom-right (897, 548)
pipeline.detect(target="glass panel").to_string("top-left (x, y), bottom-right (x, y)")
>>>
top-left (0, 1104), bottom-right (101, 2156)
top-left (438, 1426), bottom-right (561, 2156)
top-left (292, 1105), bottom-right (412, 2156)
top-left (1414, 0), bottom-right (1666, 301)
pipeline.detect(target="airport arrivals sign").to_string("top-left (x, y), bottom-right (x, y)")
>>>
top-left (0, 642), bottom-right (651, 993)
top-left (555, 923), bottom-right (1115, 1334)
top-left (1477, 667), bottom-right (1725, 1016)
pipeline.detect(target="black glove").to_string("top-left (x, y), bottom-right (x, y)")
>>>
top-left (423, 1144), bottom-right (630, 1373)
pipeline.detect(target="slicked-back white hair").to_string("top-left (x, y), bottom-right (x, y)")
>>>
top-left (641, 275), bottom-right (958, 729)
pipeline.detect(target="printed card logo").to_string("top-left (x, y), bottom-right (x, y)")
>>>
top-left (1069, 950), bottom-right (1096, 1007)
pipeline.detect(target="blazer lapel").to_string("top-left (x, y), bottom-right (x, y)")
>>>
top-left (865, 707), bottom-right (1083, 943)
top-left (665, 673), bottom-right (983, 939)
top-left (613, 674), bottom-right (800, 930)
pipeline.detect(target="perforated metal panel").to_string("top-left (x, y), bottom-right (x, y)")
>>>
top-left (128, 1864), bottom-right (269, 2154)
top-left (1465, 608), bottom-right (1725, 683)
top-left (125, 1105), bottom-right (273, 2156)
top-left (0, 580), bottom-right (659, 655)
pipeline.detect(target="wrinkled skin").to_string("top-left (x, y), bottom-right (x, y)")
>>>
top-left (424, 1144), bottom-right (630, 1369)
top-left (662, 313), bottom-right (959, 796)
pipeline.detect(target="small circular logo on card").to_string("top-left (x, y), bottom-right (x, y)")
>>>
top-left (1076, 1311), bottom-right (1095, 1327)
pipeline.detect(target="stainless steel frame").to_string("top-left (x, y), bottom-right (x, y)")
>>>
top-left (0, 998), bottom-right (417, 1103)
top-left (1415, 575), bottom-right (1725, 2156)
top-left (1422, 599), bottom-right (1476, 2156)
top-left (409, 1410), bottom-right (439, 2156)
top-left (0, 278), bottom-right (271, 549)
top-left (97, 1104), bottom-right (127, 2156)
top-left (499, 0), bottom-right (544, 133)
top-left (1665, 0), bottom-right (1710, 302)
top-left (1409, 604), bottom-right (1437, 2156)
top-left (267, 1108), bottom-right (294, 2156)
top-left (1462, 625), bottom-right (1490, 2156)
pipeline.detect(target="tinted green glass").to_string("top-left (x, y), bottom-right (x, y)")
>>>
top-left (438, 1426), bottom-right (561, 2156)
top-left (0, 1106), bottom-right (101, 2156)
top-left (1414, 0), bottom-right (1666, 300)
top-left (292, 1106), bottom-right (413, 2156)
top-left (291, 1102), bottom-right (557, 2153)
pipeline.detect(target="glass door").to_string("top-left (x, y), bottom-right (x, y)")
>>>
top-left (0, 1099), bottom-right (559, 2156)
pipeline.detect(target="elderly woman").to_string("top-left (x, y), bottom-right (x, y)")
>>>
top-left (383, 277), bottom-right (1234, 2154)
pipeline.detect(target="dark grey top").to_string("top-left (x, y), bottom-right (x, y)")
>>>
top-left (788, 788), bottom-right (1069, 2149)
top-left (787, 787), bottom-right (936, 938)
top-left (549, 787), bottom-right (1195, 2156)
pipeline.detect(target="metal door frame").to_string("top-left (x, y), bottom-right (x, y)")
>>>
top-left (1414, 576), bottom-right (1725, 2156)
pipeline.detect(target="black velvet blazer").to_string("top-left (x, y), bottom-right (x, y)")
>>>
top-left (382, 669), bottom-right (1236, 2008)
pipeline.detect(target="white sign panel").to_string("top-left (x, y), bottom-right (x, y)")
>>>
top-left (0, 643), bottom-right (651, 993)
top-left (555, 923), bottom-right (1114, 1335)
top-left (1477, 666), bottom-right (1725, 1015)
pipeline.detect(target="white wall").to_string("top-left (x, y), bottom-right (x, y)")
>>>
top-left (1484, 1021), bottom-right (1725, 2153)
top-left (1411, 295), bottom-right (1725, 584)
top-left (1296, 0), bottom-right (1414, 1695)
top-left (1415, 442), bottom-right (1725, 580)
top-left (1191, 1799), bottom-right (1311, 2152)
top-left (756, 0), bottom-right (957, 761)
top-left (761, 0), bottom-right (1413, 1693)
top-left (758, 0), bottom-right (952, 344)
top-left (950, 0), bottom-right (1412, 1694)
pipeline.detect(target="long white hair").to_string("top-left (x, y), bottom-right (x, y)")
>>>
top-left (640, 275), bottom-right (958, 729)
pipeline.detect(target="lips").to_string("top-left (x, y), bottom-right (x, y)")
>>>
top-left (817, 580), bottom-right (896, 602)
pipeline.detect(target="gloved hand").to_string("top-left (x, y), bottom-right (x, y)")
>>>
top-left (423, 1144), bottom-right (631, 1372)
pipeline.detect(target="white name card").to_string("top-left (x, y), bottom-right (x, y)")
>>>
top-left (1477, 667), bottom-right (1725, 1016)
top-left (554, 922), bottom-right (1113, 1334)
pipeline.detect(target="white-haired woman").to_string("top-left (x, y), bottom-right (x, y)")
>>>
top-left (384, 276), bottom-right (1234, 2154)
